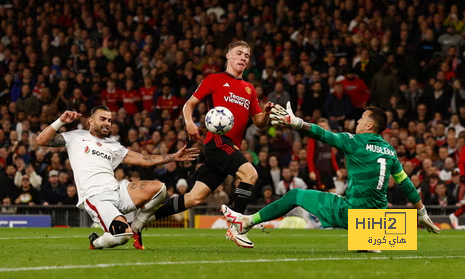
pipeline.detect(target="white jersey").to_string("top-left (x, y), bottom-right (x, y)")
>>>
top-left (62, 130), bottom-right (128, 207)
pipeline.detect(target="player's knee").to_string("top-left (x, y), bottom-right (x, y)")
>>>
top-left (237, 163), bottom-right (258, 184)
top-left (145, 180), bottom-right (166, 198)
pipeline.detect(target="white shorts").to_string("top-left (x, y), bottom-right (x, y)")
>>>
top-left (84, 179), bottom-right (137, 232)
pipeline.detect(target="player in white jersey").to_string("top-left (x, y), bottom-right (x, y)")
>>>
top-left (36, 106), bottom-right (199, 249)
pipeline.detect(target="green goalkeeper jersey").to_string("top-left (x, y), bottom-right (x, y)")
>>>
top-left (309, 125), bottom-right (421, 209)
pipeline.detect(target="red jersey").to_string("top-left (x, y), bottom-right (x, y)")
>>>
top-left (193, 72), bottom-right (262, 147)
top-left (340, 77), bottom-right (370, 108)
top-left (121, 89), bottom-right (140, 115)
top-left (156, 95), bottom-right (179, 116)
top-left (140, 86), bottom-right (157, 112)
top-left (101, 88), bottom-right (121, 112)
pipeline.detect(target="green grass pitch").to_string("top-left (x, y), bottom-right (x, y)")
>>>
top-left (0, 228), bottom-right (464, 279)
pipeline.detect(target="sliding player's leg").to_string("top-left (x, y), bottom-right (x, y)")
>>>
top-left (154, 178), bottom-right (215, 219)
top-left (222, 189), bottom-right (347, 234)
top-left (125, 179), bottom-right (167, 249)
top-left (85, 197), bottom-right (133, 249)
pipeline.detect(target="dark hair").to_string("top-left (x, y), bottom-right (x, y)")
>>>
top-left (366, 106), bottom-right (387, 134)
top-left (90, 105), bottom-right (110, 116)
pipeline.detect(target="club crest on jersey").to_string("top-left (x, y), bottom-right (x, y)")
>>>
top-left (84, 146), bottom-right (90, 154)
top-left (245, 87), bottom-right (251, 94)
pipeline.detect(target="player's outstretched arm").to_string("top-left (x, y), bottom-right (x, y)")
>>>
top-left (415, 200), bottom-right (440, 234)
top-left (36, 110), bottom-right (81, 147)
top-left (270, 102), bottom-right (356, 153)
top-left (123, 145), bottom-right (200, 167)
top-left (393, 168), bottom-right (440, 234)
top-left (251, 102), bottom-right (274, 128)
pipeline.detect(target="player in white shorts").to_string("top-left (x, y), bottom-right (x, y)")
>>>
top-left (36, 106), bottom-right (199, 249)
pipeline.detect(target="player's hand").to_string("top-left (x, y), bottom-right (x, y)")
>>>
top-left (418, 206), bottom-right (440, 234)
top-left (186, 122), bottom-right (201, 142)
top-left (309, 172), bottom-right (317, 181)
top-left (263, 102), bottom-right (274, 114)
top-left (173, 145), bottom-right (200, 162)
top-left (59, 111), bottom-right (82, 124)
top-left (270, 101), bottom-right (303, 129)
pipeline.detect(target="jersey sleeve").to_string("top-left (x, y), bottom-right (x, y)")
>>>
top-left (114, 142), bottom-right (129, 160)
top-left (249, 86), bottom-right (262, 115)
top-left (111, 141), bottom-right (129, 168)
top-left (61, 130), bottom-right (82, 147)
top-left (308, 124), bottom-right (360, 154)
top-left (193, 75), bottom-right (214, 101)
top-left (391, 158), bottom-right (421, 204)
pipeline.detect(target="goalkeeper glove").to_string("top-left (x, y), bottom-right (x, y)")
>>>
top-left (270, 101), bottom-right (303, 129)
top-left (418, 206), bottom-right (440, 234)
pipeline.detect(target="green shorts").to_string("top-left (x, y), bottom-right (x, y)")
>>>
top-left (296, 189), bottom-right (349, 229)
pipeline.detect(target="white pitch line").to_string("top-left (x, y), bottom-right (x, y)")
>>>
top-left (1, 255), bottom-right (464, 272)
top-left (1, 233), bottom-right (463, 240)
top-left (0, 234), bottom-right (341, 240)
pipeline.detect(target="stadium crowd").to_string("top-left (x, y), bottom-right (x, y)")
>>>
top-left (0, 0), bottom-right (465, 216)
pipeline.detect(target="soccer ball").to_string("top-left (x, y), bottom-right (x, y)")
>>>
top-left (205, 106), bottom-right (234, 135)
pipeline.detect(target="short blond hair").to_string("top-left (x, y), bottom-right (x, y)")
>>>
top-left (228, 40), bottom-right (250, 52)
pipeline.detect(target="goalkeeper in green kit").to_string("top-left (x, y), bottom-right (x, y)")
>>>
top-left (221, 102), bottom-right (439, 251)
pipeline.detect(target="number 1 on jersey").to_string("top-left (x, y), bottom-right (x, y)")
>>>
top-left (377, 158), bottom-right (386, 190)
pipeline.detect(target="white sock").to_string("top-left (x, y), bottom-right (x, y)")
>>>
top-left (93, 232), bottom-right (132, 249)
top-left (125, 211), bottom-right (135, 223)
top-left (131, 185), bottom-right (166, 233)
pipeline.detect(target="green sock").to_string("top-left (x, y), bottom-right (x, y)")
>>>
top-left (252, 212), bottom-right (262, 224)
top-left (254, 189), bottom-right (301, 223)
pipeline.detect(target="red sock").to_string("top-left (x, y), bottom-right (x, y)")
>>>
top-left (454, 204), bottom-right (465, 217)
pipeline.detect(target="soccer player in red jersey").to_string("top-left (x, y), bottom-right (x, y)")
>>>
top-left (154, 40), bottom-right (274, 248)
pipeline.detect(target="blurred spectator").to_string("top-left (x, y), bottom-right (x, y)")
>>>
top-left (324, 82), bottom-right (351, 127)
top-left (268, 81), bottom-right (291, 107)
top-left (39, 170), bottom-right (65, 206)
top-left (301, 81), bottom-right (326, 120)
top-left (275, 167), bottom-right (307, 196)
top-left (334, 168), bottom-right (348, 195)
top-left (176, 178), bottom-right (189, 196)
top-left (439, 157), bottom-right (459, 183)
top-left (339, 68), bottom-right (370, 120)
top-left (14, 160), bottom-right (42, 190)
top-left (101, 80), bottom-right (121, 112)
top-left (14, 174), bottom-right (39, 206)
top-left (256, 185), bottom-right (279, 206)
top-left (253, 150), bottom-right (273, 201)
top-left (387, 177), bottom-right (409, 206)
top-left (307, 118), bottom-right (338, 191)
top-left (205, 185), bottom-right (229, 215)
top-left (370, 63), bottom-right (399, 109)
top-left (61, 184), bottom-right (78, 205)
top-left (438, 26), bottom-right (464, 58)
top-left (155, 85), bottom-right (179, 119)
top-left (0, 164), bottom-right (18, 201)
top-left (427, 181), bottom-right (457, 206)
top-left (268, 153), bottom-right (282, 190)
